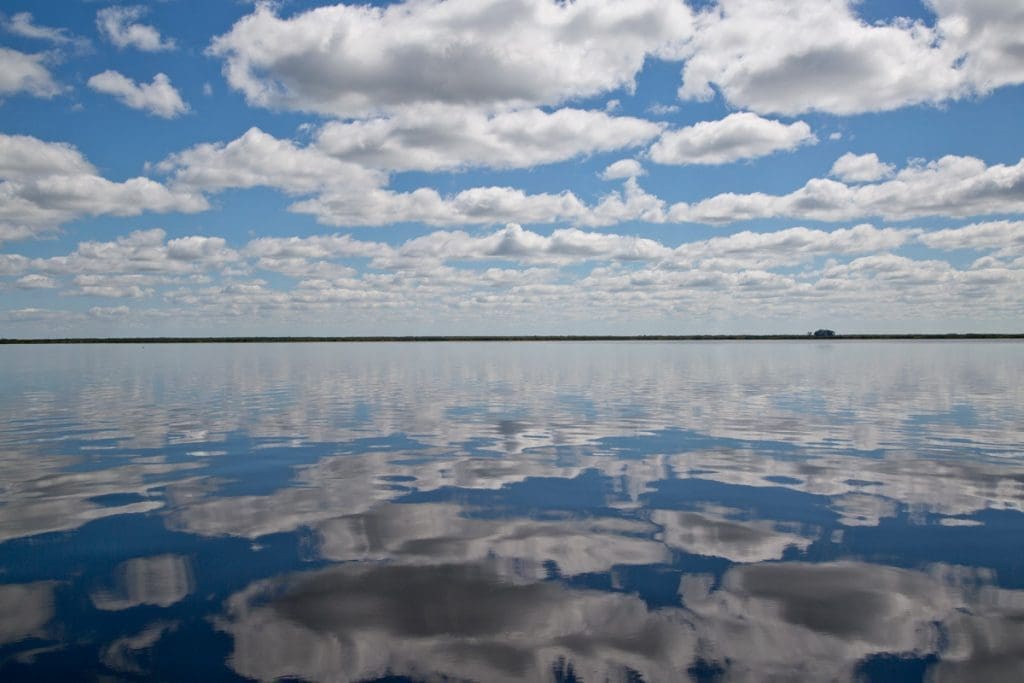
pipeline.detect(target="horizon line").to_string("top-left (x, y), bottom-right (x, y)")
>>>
top-left (3, 334), bottom-right (1024, 344)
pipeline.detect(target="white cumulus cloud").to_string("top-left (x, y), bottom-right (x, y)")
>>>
top-left (678, 0), bottom-right (1024, 115)
top-left (829, 152), bottom-right (895, 183)
top-left (96, 6), bottom-right (175, 52)
top-left (600, 159), bottom-right (646, 181)
top-left (315, 106), bottom-right (662, 172)
top-left (158, 127), bottom-right (652, 228)
top-left (87, 71), bottom-right (188, 118)
top-left (3, 12), bottom-right (85, 47)
top-left (649, 112), bottom-right (816, 165)
top-left (0, 134), bottom-right (207, 242)
top-left (0, 47), bottom-right (62, 99)
top-left (671, 155), bottom-right (1024, 224)
top-left (160, 127), bottom-right (384, 195)
top-left (918, 220), bottom-right (1024, 255)
top-left (15, 274), bottom-right (57, 289)
top-left (392, 223), bottom-right (672, 266)
top-left (208, 0), bottom-right (694, 117)
top-left (37, 228), bottom-right (237, 277)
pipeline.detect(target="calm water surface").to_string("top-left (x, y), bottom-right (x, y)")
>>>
top-left (0, 342), bottom-right (1022, 682)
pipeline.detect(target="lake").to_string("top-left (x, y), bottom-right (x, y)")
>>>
top-left (0, 342), bottom-right (1022, 681)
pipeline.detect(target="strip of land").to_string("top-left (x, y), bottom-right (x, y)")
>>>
top-left (2, 334), bottom-right (1022, 344)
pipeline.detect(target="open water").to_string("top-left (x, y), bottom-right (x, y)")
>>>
top-left (0, 342), bottom-right (1022, 681)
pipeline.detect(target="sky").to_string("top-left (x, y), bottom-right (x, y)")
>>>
top-left (0, 0), bottom-right (1022, 337)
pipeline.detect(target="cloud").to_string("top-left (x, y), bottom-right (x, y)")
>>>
top-left (290, 177), bottom-right (665, 230)
top-left (36, 228), bottom-right (237, 275)
top-left (73, 274), bottom-right (155, 299)
top-left (204, 0), bottom-right (1024, 121)
top-left (3, 228), bottom-right (237, 299)
top-left (246, 222), bottom-right (914, 274)
top-left (646, 103), bottom-right (680, 116)
top-left (160, 127), bottom-right (665, 228)
top-left (208, 0), bottom-right (694, 117)
top-left (588, 177), bottom-right (668, 226)
top-left (677, 0), bottom-right (1024, 115)
top-left (928, 0), bottom-right (1024, 95)
top-left (89, 305), bottom-right (131, 318)
top-left (670, 154), bottom-right (1024, 224)
top-left (7, 218), bottom-right (1021, 333)
top-left (41, 222), bottom-right (919, 300)
top-left (829, 152), bottom-right (895, 183)
top-left (918, 220), bottom-right (1024, 254)
top-left (156, 123), bottom-right (1024, 230)
top-left (97, 6), bottom-right (175, 52)
top-left (88, 71), bottom-right (189, 118)
top-left (0, 133), bottom-right (95, 178)
top-left (244, 234), bottom-right (387, 263)
top-left (0, 134), bottom-right (207, 242)
top-left (819, 253), bottom-right (962, 288)
top-left (315, 106), bottom-right (662, 172)
top-left (15, 274), bottom-right (56, 289)
top-left (3, 12), bottom-right (86, 47)
top-left (600, 159), bottom-right (645, 181)
top-left (160, 127), bottom-right (383, 195)
top-left (0, 254), bottom-right (30, 275)
top-left (649, 112), bottom-right (816, 165)
top-left (390, 223), bottom-right (671, 266)
top-left (673, 223), bottom-right (915, 268)
top-left (290, 185), bottom-right (594, 228)
top-left (0, 47), bottom-right (62, 99)
top-left (1, 307), bottom-right (80, 323)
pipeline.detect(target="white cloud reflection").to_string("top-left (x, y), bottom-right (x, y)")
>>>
top-left (91, 554), bottom-right (194, 611)
top-left (0, 341), bottom-right (1022, 679)
top-left (1, 343), bottom-right (1021, 551)
top-left (215, 559), bottom-right (1024, 683)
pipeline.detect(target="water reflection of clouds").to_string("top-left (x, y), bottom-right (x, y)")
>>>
top-left (101, 621), bottom-right (179, 675)
top-left (218, 561), bottom-right (698, 683)
top-left (0, 582), bottom-right (55, 646)
top-left (165, 452), bottom-right (411, 538)
top-left (637, 445), bottom-right (1024, 521)
top-left (217, 559), bottom-right (1024, 683)
top-left (3, 343), bottom-right (1021, 456)
top-left (0, 454), bottom-right (194, 543)
top-left (316, 503), bottom-right (670, 578)
top-left (91, 554), bottom-right (194, 611)
top-left (683, 561), bottom-right (1024, 682)
top-left (651, 510), bottom-right (814, 563)
top-left (160, 436), bottom-right (1023, 552)
top-left (1, 342), bottom-right (1022, 678)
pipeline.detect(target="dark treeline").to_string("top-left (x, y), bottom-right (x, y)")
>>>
top-left (2, 334), bottom-right (1023, 344)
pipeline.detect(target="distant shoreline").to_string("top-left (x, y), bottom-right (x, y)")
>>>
top-left (2, 334), bottom-right (1023, 344)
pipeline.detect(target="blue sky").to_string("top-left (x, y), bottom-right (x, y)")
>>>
top-left (1, 0), bottom-right (1022, 336)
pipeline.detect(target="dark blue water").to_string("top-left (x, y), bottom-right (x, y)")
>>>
top-left (0, 342), bottom-right (1022, 682)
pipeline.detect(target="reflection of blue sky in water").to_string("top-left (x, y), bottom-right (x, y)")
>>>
top-left (0, 342), bottom-right (1021, 681)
